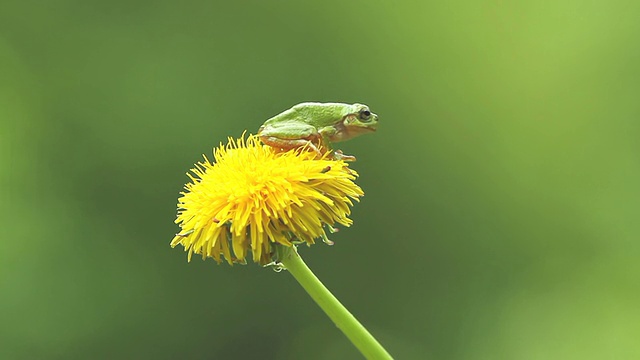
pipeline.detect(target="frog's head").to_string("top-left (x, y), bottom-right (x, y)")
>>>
top-left (332, 103), bottom-right (378, 142)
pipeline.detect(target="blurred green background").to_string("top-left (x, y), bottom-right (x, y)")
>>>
top-left (2, 0), bottom-right (639, 359)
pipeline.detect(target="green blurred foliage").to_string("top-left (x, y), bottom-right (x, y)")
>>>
top-left (1, 0), bottom-right (639, 359)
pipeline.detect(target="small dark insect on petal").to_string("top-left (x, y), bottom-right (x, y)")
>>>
top-left (320, 166), bottom-right (331, 173)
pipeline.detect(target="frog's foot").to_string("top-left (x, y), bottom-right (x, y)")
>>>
top-left (259, 136), bottom-right (322, 156)
top-left (332, 149), bottom-right (357, 162)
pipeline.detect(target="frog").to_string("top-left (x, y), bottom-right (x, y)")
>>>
top-left (257, 102), bottom-right (378, 161)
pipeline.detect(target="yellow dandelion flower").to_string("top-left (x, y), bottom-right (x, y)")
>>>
top-left (170, 134), bottom-right (364, 265)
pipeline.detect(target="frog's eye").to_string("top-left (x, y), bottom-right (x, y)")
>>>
top-left (359, 109), bottom-right (372, 121)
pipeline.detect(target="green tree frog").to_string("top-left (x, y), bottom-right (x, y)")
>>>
top-left (258, 102), bottom-right (378, 160)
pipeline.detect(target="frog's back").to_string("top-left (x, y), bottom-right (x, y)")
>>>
top-left (263, 102), bottom-right (351, 126)
top-left (292, 102), bottom-right (350, 123)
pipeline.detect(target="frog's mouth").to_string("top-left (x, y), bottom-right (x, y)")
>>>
top-left (356, 125), bottom-right (377, 133)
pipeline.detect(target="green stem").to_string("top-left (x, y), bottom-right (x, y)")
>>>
top-left (277, 245), bottom-right (393, 360)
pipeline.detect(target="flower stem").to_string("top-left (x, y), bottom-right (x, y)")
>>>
top-left (277, 245), bottom-right (393, 360)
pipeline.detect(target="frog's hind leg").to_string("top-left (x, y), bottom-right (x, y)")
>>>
top-left (259, 135), bottom-right (322, 155)
top-left (258, 121), bottom-right (324, 155)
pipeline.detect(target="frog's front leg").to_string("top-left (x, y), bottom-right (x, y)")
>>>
top-left (318, 126), bottom-right (357, 162)
top-left (258, 123), bottom-right (322, 155)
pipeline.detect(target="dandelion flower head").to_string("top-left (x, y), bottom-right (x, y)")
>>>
top-left (171, 134), bottom-right (364, 265)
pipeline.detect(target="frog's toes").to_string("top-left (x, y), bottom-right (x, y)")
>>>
top-left (333, 149), bottom-right (357, 162)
